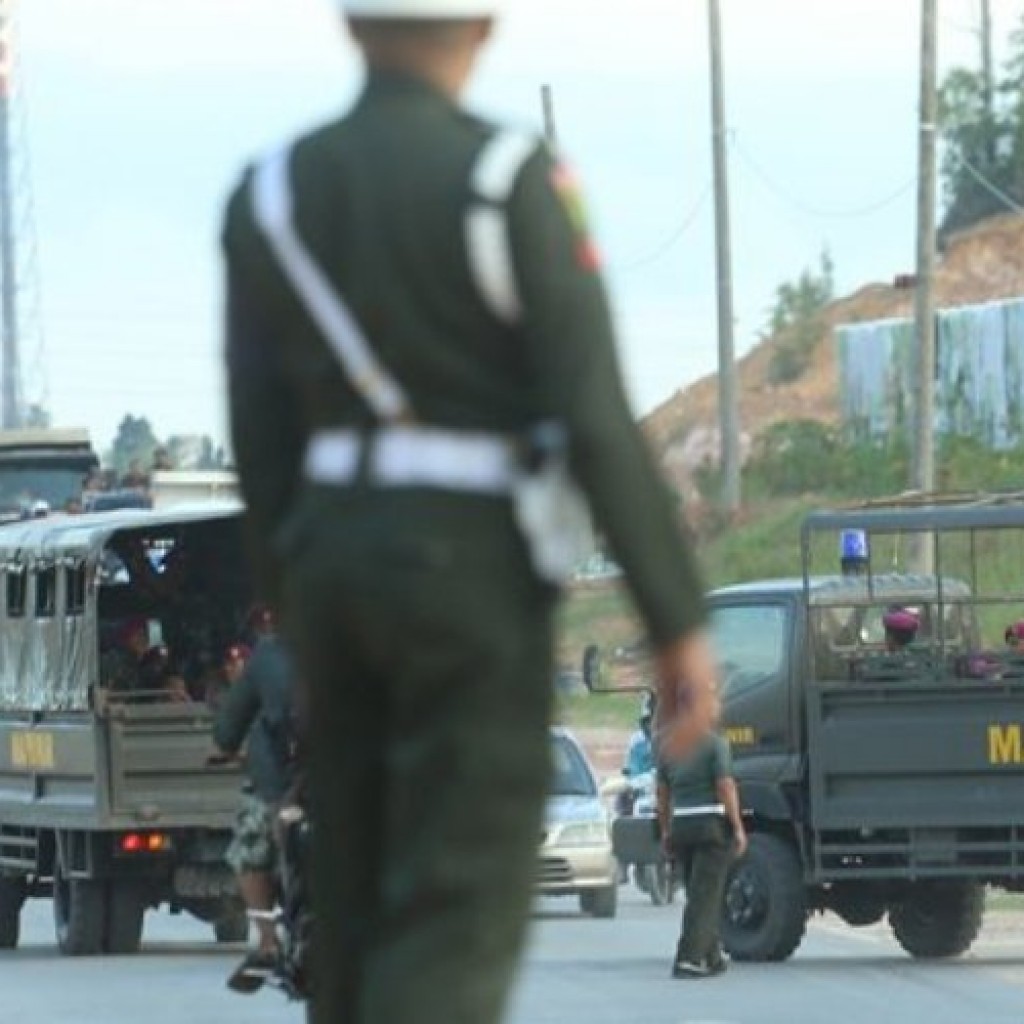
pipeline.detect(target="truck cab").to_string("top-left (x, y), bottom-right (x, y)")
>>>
top-left (0, 427), bottom-right (98, 520)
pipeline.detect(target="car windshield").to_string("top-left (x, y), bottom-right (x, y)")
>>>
top-left (550, 735), bottom-right (596, 797)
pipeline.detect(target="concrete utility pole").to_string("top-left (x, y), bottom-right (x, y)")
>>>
top-left (980, 0), bottom-right (996, 165)
top-left (708, 0), bottom-right (741, 515)
top-left (0, 0), bottom-right (19, 429)
top-left (541, 84), bottom-right (559, 149)
top-left (913, 0), bottom-right (938, 501)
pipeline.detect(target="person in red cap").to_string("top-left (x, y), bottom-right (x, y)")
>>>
top-left (100, 616), bottom-right (150, 694)
top-left (205, 643), bottom-right (253, 712)
top-left (245, 604), bottom-right (275, 645)
top-left (883, 608), bottom-right (920, 652)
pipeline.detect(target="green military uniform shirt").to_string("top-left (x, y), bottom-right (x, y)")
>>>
top-left (659, 732), bottom-right (733, 810)
top-left (223, 70), bottom-right (705, 642)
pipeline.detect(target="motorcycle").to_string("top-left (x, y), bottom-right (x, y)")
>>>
top-left (226, 787), bottom-right (313, 1002)
top-left (606, 770), bottom-right (679, 907)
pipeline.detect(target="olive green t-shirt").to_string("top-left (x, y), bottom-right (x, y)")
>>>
top-left (658, 733), bottom-right (732, 810)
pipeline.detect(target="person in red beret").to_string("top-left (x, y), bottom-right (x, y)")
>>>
top-left (883, 608), bottom-right (920, 652)
top-left (101, 616), bottom-right (151, 694)
top-left (205, 643), bottom-right (253, 712)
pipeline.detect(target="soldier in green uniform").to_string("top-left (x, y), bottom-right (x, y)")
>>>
top-left (657, 730), bottom-right (748, 978)
top-left (222, 2), bottom-right (719, 1021)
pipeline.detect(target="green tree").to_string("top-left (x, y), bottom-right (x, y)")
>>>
top-left (939, 16), bottom-right (1024, 240)
top-left (109, 415), bottom-right (159, 477)
top-left (764, 249), bottom-right (835, 384)
top-left (22, 404), bottom-right (51, 428)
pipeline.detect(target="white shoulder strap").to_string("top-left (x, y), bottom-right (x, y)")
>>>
top-left (466, 130), bottom-right (541, 326)
top-left (250, 146), bottom-right (412, 424)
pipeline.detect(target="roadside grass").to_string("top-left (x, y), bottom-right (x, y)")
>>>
top-left (986, 890), bottom-right (1024, 912)
top-left (555, 691), bottom-right (638, 732)
top-left (701, 497), bottom-right (820, 586)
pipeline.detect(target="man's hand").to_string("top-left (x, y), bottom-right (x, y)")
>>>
top-left (653, 630), bottom-right (720, 761)
top-left (733, 826), bottom-right (749, 859)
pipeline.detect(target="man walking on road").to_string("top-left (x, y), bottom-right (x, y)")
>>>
top-left (223, 3), bottom-right (719, 1021)
top-left (658, 729), bottom-right (748, 979)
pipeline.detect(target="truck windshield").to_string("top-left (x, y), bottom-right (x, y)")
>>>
top-left (0, 466), bottom-right (88, 516)
top-left (710, 604), bottom-right (788, 698)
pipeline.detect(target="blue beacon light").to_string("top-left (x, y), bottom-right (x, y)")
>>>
top-left (840, 530), bottom-right (869, 577)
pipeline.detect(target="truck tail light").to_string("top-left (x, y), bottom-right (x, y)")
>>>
top-left (119, 832), bottom-right (171, 854)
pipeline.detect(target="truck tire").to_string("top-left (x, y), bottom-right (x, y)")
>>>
top-left (105, 884), bottom-right (145, 954)
top-left (54, 868), bottom-right (106, 956)
top-left (889, 881), bottom-right (984, 959)
top-left (0, 876), bottom-right (26, 949)
top-left (722, 833), bottom-right (806, 962)
top-left (580, 884), bottom-right (618, 919)
top-left (214, 906), bottom-right (251, 944)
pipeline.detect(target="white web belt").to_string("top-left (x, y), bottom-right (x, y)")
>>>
top-left (672, 804), bottom-right (726, 818)
top-left (304, 427), bottom-right (518, 495)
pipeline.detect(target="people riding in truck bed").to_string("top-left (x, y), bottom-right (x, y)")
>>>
top-left (883, 608), bottom-right (920, 652)
top-left (101, 616), bottom-right (150, 694)
top-left (205, 643), bottom-right (252, 712)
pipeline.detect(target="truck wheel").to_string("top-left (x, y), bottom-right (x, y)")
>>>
top-left (214, 906), bottom-right (251, 944)
top-left (53, 868), bottom-right (106, 956)
top-left (889, 881), bottom-right (984, 959)
top-left (105, 884), bottom-right (145, 954)
top-left (722, 833), bottom-right (806, 962)
top-left (0, 876), bottom-right (26, 949)
top-left (580, 884), bottom-right (618, 919)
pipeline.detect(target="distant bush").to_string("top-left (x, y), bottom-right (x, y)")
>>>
top-left (764, 251), bottom-right (834, 385)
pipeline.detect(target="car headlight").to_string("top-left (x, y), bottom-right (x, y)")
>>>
top-left (557, 821), bottom-right (609, 846)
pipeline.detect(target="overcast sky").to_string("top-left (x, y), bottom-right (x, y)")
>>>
top-left (12, 0), bottom-right (1024, 451)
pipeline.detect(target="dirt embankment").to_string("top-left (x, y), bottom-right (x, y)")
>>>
top-left (642, 213), bottom-right (1024, 499)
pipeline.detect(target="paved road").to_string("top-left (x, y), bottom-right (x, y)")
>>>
top-left (7, 890), bottom-right (1024, 1024)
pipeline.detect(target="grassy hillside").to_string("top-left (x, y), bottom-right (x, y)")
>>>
top-left (559, 497), bottom-right (816, 677)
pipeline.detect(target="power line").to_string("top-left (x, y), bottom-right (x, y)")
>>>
top-left (730, 134), bottom-right (917, 219)
top-left (613, 183), bottom-right (713, 273)
top-left (956, 152), bottom-right (1024, 214)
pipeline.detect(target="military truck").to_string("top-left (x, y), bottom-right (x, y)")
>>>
top-left (609, 492), bottom-right (1024, 961)
top-left (0, 505), bottom-right (255, 954)
top-left (0, 427), bottom-right (98, 520)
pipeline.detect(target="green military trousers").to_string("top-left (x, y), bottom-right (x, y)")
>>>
top-left (280, 488), bottom-right (555, 1024)
top-left (670, 815), bottom-right (733, 966)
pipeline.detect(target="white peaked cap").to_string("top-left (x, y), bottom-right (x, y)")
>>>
top-left (342, 0), bottom-right (498, 17)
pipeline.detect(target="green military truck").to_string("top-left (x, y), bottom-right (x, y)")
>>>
top-left (0, 505), bottom-right (255, 954)
top-left (612, 492), bottom-right (1024, 961)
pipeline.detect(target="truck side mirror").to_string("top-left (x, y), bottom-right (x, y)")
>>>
top-left (582, 645), bottom-right (602, 692)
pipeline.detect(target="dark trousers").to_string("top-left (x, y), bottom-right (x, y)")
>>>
top-left (280, 489), bottom-right (555, 1024)
top-left (669, 814), bottom-right (733, 965)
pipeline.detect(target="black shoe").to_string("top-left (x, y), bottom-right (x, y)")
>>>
top-left (227, 951), bottom-right (277, 994)
top-left (671, 959), bottom-right (709, 979)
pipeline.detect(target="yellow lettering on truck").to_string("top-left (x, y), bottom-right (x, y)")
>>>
top-left (726, 727), bottom-right (757, 747)
top-left (10, 731), bottom-right (55, 770)
top-left (989, 724), bottom-right (1023, 765)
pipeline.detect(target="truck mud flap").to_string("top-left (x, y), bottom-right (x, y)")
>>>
top-left (612, 815), bottom-right (661, 865)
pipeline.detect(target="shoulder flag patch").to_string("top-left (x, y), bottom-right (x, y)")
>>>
top-left (550, 162), bottom-right (602, 272)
